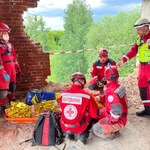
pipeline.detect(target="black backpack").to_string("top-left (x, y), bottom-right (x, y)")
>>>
top-left (32, 111), bottom-right (64, 146)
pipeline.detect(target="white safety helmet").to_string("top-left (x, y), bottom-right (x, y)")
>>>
top-left (134, 18), bottom-right (150, 28)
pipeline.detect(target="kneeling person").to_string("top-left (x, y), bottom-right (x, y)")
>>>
top-left (92, 64), bottom-right (128, 140)
top-left (59, 72), bottom-right (99, 144)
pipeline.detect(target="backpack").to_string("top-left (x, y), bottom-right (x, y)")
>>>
top-left (32, 111), bottom-right (64, 146)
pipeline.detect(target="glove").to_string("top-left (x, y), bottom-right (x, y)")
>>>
top-left (15, 63), bottom-right (22, 78)
top-left (95, 95), bottom-right (100, 102)
top-left (97, 79), bottom-right (107, 88)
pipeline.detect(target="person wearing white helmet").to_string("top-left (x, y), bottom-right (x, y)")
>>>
top-left (117, 18), bottom-right (150, 117)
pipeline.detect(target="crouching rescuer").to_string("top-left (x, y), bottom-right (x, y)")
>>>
top-left (59, 72), bottom-right (99, 145)
top-left (92, 64), bottom-right (128, 140)
top-left (88, 48), bottom-right (116, 94)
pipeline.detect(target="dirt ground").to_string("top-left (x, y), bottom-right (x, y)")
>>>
top-left (0, 73), bottom-right (150, 150)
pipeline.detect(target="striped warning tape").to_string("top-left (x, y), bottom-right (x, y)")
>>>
top-left (49, 48), bottom-right (98, 55)
top-left (49, 43), bottom-right (133, 55)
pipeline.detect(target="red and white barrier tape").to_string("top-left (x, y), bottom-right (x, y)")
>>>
top-left (49, 43), bottom-right (133, 55)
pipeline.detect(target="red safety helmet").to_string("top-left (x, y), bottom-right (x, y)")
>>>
top-left (0, 22), bottom-right (11, 33)
top-left (71, 72), bottom-right (86, 84)
top-left (104, 63), bottom-right (119, 81)
top-left (99, 48), bottom-right (108, 57)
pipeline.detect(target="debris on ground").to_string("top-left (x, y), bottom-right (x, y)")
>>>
top-left (0, 73), bottom-right (150, 150)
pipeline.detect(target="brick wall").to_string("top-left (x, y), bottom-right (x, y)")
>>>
top-left (0, 0), bottom-right (50, 93)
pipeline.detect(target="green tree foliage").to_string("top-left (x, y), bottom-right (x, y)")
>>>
top-left (24, 7), bottom-right (141, 83)
top-left (85, 7), bottom-right (141, 78)
top-left (50, 0), bottom-right (93, 82)
top-left (24, 16), bottom-right (63, 52)
top-left (24, 15), bottom-right (64, 82)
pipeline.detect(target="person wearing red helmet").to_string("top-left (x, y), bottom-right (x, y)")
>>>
top-left (92, 64), bottom-right (128, 140)
top-left (117, 18), bottom-right (150, 116)
top-left (0, 22), bottom-right (22, 105)
top-left (89, 48), bottom-right (116, 94)
top-left (59, 72), bottom-right (99, 144)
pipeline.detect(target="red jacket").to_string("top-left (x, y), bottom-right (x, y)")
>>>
top-left (90, 58), bottom-right (116, 80)
top-left (102, 81), bottom-right (128, 126)
top-left (121, 31), bottom-right (150, 63)
top-left (0, 40), bottom-right (17, 64)
top-left (0, 40), bottom-right (19, 82)
top-left (59, 84), bottom-right (98, 134)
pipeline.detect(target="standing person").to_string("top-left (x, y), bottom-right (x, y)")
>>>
top-left (0, 56), bottom-right (10, 117)
top-left (92, 64), bottom-right (128, 140)
top-left (89, 48), bottom-right (116, 94)
top-left (0, 22), bottom-right (22, 103)
top-left (59, 72), bottom-right (99, 145)
top-left (117, 18), bottom-right (150, 116)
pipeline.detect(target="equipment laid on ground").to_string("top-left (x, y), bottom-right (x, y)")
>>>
top-left (25, 90), bottom-right (56, 105)
top-left (19, 111), bottom-right (66, 150)
top-left (4, 90), bottom-right (61, 123)
top-left (32, 111), bottom-right (64, 146)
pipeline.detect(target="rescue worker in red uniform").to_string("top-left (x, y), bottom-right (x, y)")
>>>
top-left (89, 48), bottom-right (116, 94)
top-left (117, 18), bottom-right (150, 117)
top-left (0, 22), bottom-right (22, 103)
top-left (59, 72), bottom-right (99, 145)
top-left (0, 56), bottom-right (10, 116)
top-left (92, 64), bottom-right (128, 140)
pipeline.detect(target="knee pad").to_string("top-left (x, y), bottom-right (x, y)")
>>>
top-left (0, 90), bottom-right (8, 99)
top-left (92, 122), bottom-right (103, 136)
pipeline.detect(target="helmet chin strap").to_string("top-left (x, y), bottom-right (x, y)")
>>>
top-left (74, 78), bottom-right (85, 88)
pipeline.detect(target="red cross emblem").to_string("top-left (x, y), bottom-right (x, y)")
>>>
top-left (64, 105), bottom-right (77, 120)
top-left (66, 107), bottom-right (74, 117)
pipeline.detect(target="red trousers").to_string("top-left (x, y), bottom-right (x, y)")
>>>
top-left (4, 63), bottom-right (16, 83)
top-left (138, 64), bottom-right (150, 106)
top-left (93, 108), bottom-right (126, 139)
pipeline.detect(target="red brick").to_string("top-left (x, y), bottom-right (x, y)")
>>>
top-left (0, 0), bottom-right (50, 93)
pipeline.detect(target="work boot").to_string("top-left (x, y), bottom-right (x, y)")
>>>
top-left (136, 107), bottom-right (150, 116)
top-left (78, 137), bottom-right (87, 145)
top-left (0, 105), bottom-right (6, 118)
top-left (106, 131), bottom-right (120, 140)
top-left (78, 131), bottom-right (89, 145)
top-left (65, 133), bottom-right (75, 141)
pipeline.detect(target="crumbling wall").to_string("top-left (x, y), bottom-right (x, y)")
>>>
top-left (0, 0), bottom-right (50, 93)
